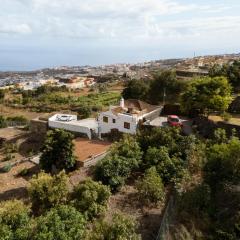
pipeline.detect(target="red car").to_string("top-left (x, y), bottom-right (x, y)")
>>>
top-left (167, 115), bottom-right (183, 127)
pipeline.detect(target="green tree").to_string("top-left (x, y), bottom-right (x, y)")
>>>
top-left (212, 128), bottom-right (228, 144)
top-left (145, 147), bottom-right (185, 184)
top-left (122, 79), bottom-right (150, 101)
top-left (71, 179), bottom-right (111, 220)
top-left (181, 77), bottom-right (232, 115)
top-left (28, 171), bottom-right (68, 214)
top-left (111, 134), bottom-right (143, 169)
top-left (137, 126), bottom-right (184, 155)
top-left (32, 205), bottom-right (86, 240)
top-left (95, 135), bottom-right (143, 191)
top-left (227, 60), bottom-right (240, 90)
top-left (86, 213), bottom-right (141, 240)
top-left (208, 61), bottom-right (240, 92)
top-left (0, 200), bottom-right (31, 240)
top-left (204, 137), bottom-right (240, 191)
top-left (136, 167), bottom-right (165, 204)
top-left (77, 105), bottom-right (92, 119)
top-left (148, 70), bottom-right (184, 104)
top-left (95, 154), bottom-right (132, 191)
top-left (40, 129), bottom-right (76, 172)
top-left (209, 63), bottom-right (228, 78)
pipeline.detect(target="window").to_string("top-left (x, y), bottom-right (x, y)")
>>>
top-left (124, 122), bottom-right (130, 129)
top-left (103, 116), bottom-right (108, 123)
top-left (112, 119), bottom-right (116, 123)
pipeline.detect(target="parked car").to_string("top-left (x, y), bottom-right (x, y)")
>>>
top-left (167, 115), bottom-right (182, 127)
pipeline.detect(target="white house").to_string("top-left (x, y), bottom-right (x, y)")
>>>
top-left (47, 99), bottom-right (162, 139)
top-left (48, 114), bottom-right (98, 139)
top-left (98, 98), bottom-right (162, 136)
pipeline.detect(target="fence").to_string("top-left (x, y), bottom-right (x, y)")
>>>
top-left (156, 196), bottom-right (175, 240)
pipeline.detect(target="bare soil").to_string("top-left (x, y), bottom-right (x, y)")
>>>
top-left (74, 138), bottom-right (111, 162)
top-left (0, 127), bottom-right (42, 202)
top-left (0, 161), bottom-right (39, 202)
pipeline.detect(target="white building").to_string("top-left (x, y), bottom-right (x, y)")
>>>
top-left (98, 98), bottom-right (162, 136)
top-left (47, 99), bottom-right (162, 139)
top-left (48, 114), bottom-right (98, 139)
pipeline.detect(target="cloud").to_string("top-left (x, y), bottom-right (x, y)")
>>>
top-left (0, 0), bottom-right (240, 43)
top-left (0, 23), bottom-right (31, 35)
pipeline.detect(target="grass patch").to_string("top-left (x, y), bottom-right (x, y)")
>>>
top-left (209, 114), bottom-right (240, 126)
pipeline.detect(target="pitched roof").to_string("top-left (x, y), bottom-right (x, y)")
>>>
top-left (111, 99), bottom-right (159, 116)
top-left (124, 99), bottom-right (159, 112)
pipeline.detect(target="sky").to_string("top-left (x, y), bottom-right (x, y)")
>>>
top-left (0, 0), bottom-right (240, 71)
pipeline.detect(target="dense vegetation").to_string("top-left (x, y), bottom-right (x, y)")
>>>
top-left (173, 129), bottom-right (240, 239)
top-left (0, 170), bottom-right (140, 239)
top-left (0, 115), bottom-right (28, 128)
top-left (94, 125), bottom-right (240, 239)
top-left (122, 70), bottom-right (186, 104)
top-left (180, 76), bottom-right (232, 116)
top-left (209, 60), bottom-right (240, 91)
top-left (40, 129), bottom-right (76, 172)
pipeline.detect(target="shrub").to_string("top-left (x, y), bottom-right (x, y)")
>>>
top-left (95, 154), bottom-right (132, 191)
top-left (0, 200), bottom-right (31, 239)
top-left (144, 146), bottom-right (170, 168)
top-left (110, 134), bottom-right (143, 170)
top-left (71, 179), bottom-right (111, 220)
top-left (1, 163), bottom-right (12, 173)
top-left (137, 126), bottom-right (184, 155)
top-left (144, 147), bottom-right (185, 184)
top-left (92, 104), bottom-right (103, 112)
top-left (3, 143), bottom-right (18, 154)
top-left (40, 129), bottom-right (76, 172)
top-left (95, 135), bottom-right (143, 191)
top-left (77, 105), bottom-right (92, 119)
top-left (177, 183), bottom-right (211, 216)
top-left (173, 224), bottom-right (204, 240)
top-left (86, 212), bottom-right (141, 240)
top-left (6, 115), bottom-right (28, 125)
top-left (213, 128), bottom-right (228, 144)
top-left (32, 205), bottom-right (86, 240)
top-left (0, 115), bottom-right (7, 128)
top-left (204, 137), bottom-right (240, 190)
top-left (185, 142), bottom-right (206, 174)
top-left (28, 171), bottom-right (68, 214)
top-left (18, 168), bottom-right (30, 177)
top-left (221, 112), bottom-right (232, 122)
top-left (136, 167), bottom-right (165, 204)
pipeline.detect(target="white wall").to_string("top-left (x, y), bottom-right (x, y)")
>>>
top-left (98, 108), bottom-right (162, 135)
top-left (49, 120), bottom-right (92, 139)
top-left (48, 115), bottom-right (97, 139)
top-left (98, 111), bottom-right (138, 135)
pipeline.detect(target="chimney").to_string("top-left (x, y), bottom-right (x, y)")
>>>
top-left (120, 97), bottom-right (124, 108)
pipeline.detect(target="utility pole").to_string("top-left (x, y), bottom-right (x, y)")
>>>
top-left (163, 87), bottom-right (166, 105)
